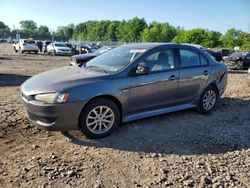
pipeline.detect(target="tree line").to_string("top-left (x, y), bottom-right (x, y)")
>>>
top-left (0, 18), bottom-right (249, 50)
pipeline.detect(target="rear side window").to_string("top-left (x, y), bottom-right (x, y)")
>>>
top-left (180, 49), bottom-right (208, 67)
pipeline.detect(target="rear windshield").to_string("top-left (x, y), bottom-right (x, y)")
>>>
top-left (23, 40), bottom-right (35, 44)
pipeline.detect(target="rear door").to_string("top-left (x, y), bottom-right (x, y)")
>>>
top-left (175, 47), bottom-right (211, 104)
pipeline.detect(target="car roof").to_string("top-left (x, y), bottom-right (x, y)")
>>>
top-left (123, 43), bottom-right (204, 51)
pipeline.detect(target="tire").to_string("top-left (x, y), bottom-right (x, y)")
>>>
top-left (197, 85), bottom-right (218, 114)
top-left (34, 51), bottom-right (38, 54)
top-left (79, 98), bottom-right (120, 139)
top-left (21, 50), bottom-right (24, 54)
top-left (238, 61), bottom-right (244, 70)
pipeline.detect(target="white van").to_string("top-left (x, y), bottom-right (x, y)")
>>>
top-left (14, 39), bottom-right (39, 54)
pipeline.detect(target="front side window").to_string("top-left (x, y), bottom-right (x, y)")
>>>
top-left (140, 49), bottom-right (175, 72)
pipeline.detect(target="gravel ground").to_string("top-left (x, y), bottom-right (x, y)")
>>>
top-left (0, 43), bottom-right (249, 188)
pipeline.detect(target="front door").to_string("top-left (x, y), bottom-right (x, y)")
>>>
top-left (128, 48), bottom-right (179, 114)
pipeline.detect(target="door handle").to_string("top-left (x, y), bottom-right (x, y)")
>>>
top-left (203, 70), bottom-right (209, 75)
top-left (169, 75), bottom-right (177, 80)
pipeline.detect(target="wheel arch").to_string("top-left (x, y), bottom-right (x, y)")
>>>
top-left (78, 94), bottom-right (123, 126)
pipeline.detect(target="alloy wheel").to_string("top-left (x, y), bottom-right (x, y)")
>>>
top-left (202, 90), bottom-right (217, 111)
top-left (86, 106), bottom-right (115, 134)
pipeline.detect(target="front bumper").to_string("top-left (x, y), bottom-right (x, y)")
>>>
top-left (56, 51), bottom-right (72, 55)
top-left (22, 97), bottom-right (86, 131)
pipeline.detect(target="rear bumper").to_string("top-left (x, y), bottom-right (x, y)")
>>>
top-left (22, 47), bottom-right (38, 51)
top-left (22, 98), bottom-right (86, 131)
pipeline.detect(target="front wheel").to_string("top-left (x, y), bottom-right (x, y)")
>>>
top-left (79, 98), bottom-right (120, 139)
top-left (197, 86), bottom-right (218, 114)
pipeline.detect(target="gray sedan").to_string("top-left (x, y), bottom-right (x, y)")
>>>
top-left (21, 43), bottom-right (228, 138)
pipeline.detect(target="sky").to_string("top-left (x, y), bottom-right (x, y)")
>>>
top-left (0, 0), bottom-right (249, 34)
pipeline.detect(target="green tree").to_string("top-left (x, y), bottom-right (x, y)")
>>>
top-left (0, 21), bottom-right (10, 38)
top-left (203, 30), bottom-right (222, 48)
top-left (118, 17), bottom-right (147, 42)
top-left (220, 28), bottom-right (242, 48)
top-left (238, 32), bottom-right (250, 50)
top-left (37, 25), bottom-right (51, 39)
top-left (54, 24), bottom-right (75, 41)
top-left (106, 21), bottom-right (122, 41)
top-left (142, 22), bottom-right (176, 42)
top-left (19, 20), bottom-right (37, 33)
top-left (73, 23), bottom-right (88, 41)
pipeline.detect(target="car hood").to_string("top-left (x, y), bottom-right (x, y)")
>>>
top-left (21, 66), bottom-right (107, 95)
top-left (72, 53), bottom-right (97, 60)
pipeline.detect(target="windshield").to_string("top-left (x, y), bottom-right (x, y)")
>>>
top-left (85, 46), bottom-right (146, 73)
top-left (55, 43), bottom-right (67, 47)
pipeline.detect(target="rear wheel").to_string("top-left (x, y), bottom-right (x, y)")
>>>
top-left (197, 85), bottom-right (218, 114)
top-left (79, 98), bottom-right (120, 138)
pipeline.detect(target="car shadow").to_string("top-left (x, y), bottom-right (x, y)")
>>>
top-left (0, 74), bottom-right (31, 87)
top-left (0, 56), bottom-right (12, 60)
top-left (228, 70), bottom-right (248, 74)
top-left (62, 97), bottom-right (250, 155)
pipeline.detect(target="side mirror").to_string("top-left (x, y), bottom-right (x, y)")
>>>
top-left (136, 63), bottom-right (149, 75)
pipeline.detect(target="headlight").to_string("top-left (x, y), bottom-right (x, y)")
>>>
top-left (35, 93), bottom-right (69, 103)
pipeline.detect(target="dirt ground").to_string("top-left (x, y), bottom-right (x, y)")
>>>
top-left (0, 43), bottom-right (249, 188)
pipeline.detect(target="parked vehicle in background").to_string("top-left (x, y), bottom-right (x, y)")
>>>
top-left (13, 39), bottom-right (38, 54)
top-left (223, 52), bottom-right (250, 70)
top-left (42, 41), bottom-right (52, 53)
top-left (205, 49), bottom-right (223, 61)
top-left (21, 43), bottom-right (227, 138)
top-left (70, 46), bottom-right (115, 66)
top-left (247, 68), bottom-right (250, 87)
top-left (36, 41), bottom-right (43, 52)
top-left (47, 42), bottom-right (72, 56)
top-left (221, 49), bottom-right (235, 60)
top-left (75, 44), bottom-right (93, 54)
top-left (65, 43), bottom-right (74, 52)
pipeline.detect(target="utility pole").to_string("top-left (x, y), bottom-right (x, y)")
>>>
top-left (50, 28), bottom-right (55, 56)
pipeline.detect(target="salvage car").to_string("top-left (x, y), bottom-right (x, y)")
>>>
top-left (223, 52), bottom-right (250, 70)
top-left (21, 43), bottom-right (228, 138)
top-left (42, 41), bottom-right (52, 53)
top-left (47, 42), bottom-right (72, 56)
top-left (70, 46), bottom-right (115, 66)
top-left (74, 44), bottom-right (93, 54)
top-left (13, 39), bottom-right (38, 54)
